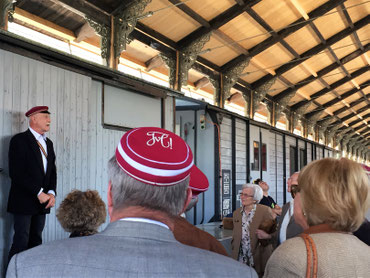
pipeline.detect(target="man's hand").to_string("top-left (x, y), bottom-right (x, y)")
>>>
top-left (45, 194), bottom-right (55, 209)
top-left (38, 192), bottom-right (50, 204)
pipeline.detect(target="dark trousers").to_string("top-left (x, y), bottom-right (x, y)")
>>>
top-left (8, 214), bottom-right (46, 263)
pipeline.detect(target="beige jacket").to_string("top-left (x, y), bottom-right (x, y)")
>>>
top-left (231, 204), bottom-right (274, 276)
top-left (264, 232), bottom-right (370, 278)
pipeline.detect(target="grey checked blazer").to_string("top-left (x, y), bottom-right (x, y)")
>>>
top-left (7, 220), bottom-right (258, 278)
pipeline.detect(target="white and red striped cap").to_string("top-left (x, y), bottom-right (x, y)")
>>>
top-left (115, 127), bottom-right (209, 192)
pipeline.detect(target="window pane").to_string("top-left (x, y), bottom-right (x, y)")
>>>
top-left (252, 141), bottom-right (259, 171)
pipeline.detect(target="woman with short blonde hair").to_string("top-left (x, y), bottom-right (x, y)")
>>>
top-left (299, 157), bottom-right (369, 231)
top-left (265, 158), bottom-right (370, 278)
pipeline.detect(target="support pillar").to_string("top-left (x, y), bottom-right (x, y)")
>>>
top-left (0, 0), bottom-right (15, 30)
top-left (177, 32), bottom-right (212, 89)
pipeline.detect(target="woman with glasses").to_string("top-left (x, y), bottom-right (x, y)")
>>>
top-left (265, 158), bottom-right (370, 278)
top-left (231, 184), bottom-right (275, 277)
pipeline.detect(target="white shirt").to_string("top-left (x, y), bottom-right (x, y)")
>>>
top-left (29, 127), bottom-right (47, 173)
top-left (279, 199), bottom-right (294, 244)
top-left (29, 127), bottom-right (55, 197)
top-left (120, 217), bottom-right (169, 229)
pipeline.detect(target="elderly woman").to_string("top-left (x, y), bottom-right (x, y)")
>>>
top-left (57, 190), bottom-right (107, 237)
top-left (265, 158), bottom-right (370, 278)
top-left (231, 184), bottom-right (275, 277)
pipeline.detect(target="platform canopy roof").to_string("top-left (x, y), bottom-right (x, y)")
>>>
top-left (9, 0), bottom-right (370, 150)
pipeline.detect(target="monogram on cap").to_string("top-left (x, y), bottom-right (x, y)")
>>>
top-left (115, 127), bottom-right (209, 192)
top-left (116, 127), bottom-right (194, 186)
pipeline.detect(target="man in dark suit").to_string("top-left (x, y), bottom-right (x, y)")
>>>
top-left (7, 106), bottom-right (57, 262)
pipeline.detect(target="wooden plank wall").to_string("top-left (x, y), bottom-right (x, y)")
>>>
top-left (0, 49), bottom-right (173, 275)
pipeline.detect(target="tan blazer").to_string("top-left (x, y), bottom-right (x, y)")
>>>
top-left (231, 204), bottom-right (274, 276)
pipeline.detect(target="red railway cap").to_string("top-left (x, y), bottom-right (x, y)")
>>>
top-left (25, 106), bottom-right (50, 117)
top-left (115, 127), bottom-right (209, 192)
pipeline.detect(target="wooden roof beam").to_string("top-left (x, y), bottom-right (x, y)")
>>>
top-left (289, 0), bottom-right (309, 20)
top-left (338, 3), bottom-right (364, 51)
top-left (222, 0), bottom-right (345, 72)
top-left (305, 18), bottom-right (346, 101)
top-left (319, 96), bottom-right (370, 122)
top-left (305, 80), bottom-right (370, 120)
top-left (145, 55), bottom-right (164, 72)
top-left (292, 67), bottom-right (369, 110)
top-left (301, 62), bottom-right (317, 77)
top-left (305, 81), bottom-right (370, 117)
top-left (250, 57), bottom-right (276, 76)
top-left (308, 104), bottom-right (368, 141)
top-left (13, 7), bottom-right (101, 54)
top-left (74, 22), bottom-right (96, 43)
top-left (168, 0), bottom-right (210, 28)
top-left (329, 105), bottom-right (370, 126)
top-left (47, 0), bottom-right (110, 25)
top-left (351, 80), bottom-right (360, 89)
top-left (342, 127), bottom-right (369, 139)
top-left (194, 77), bottom-right (210, 91)
top-left (177, 0), bottom-right (261, 47)
top-left (251, 14), bottom-right (369, 90)
top-left (346, 113), bottom-right (370, 127)
top-left (274, 44), bottom-right (370, 101)
top-left (364, 53), bottom-right (370, 65)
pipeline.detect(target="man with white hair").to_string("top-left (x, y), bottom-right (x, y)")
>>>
top-left (7, 106), bottom-right (57, 263)
top-left (7, 127), bottom-right (257, 278)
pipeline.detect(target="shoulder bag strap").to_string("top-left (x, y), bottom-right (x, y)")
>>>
top-left (300, 233), bottom-right (318, 278)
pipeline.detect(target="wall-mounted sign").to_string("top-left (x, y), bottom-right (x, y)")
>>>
top-left (222, 169), bottom-right (231, 216)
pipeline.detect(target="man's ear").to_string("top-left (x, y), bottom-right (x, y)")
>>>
top-left (107, 181), bottom-right (113, 219)
top-left (180, 188), bottom-right (192, 215)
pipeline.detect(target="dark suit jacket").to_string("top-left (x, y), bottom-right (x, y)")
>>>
top-left (273, 201), bottom-right (303, 247)
top-left (7, 129), bottom-right (57, 215)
